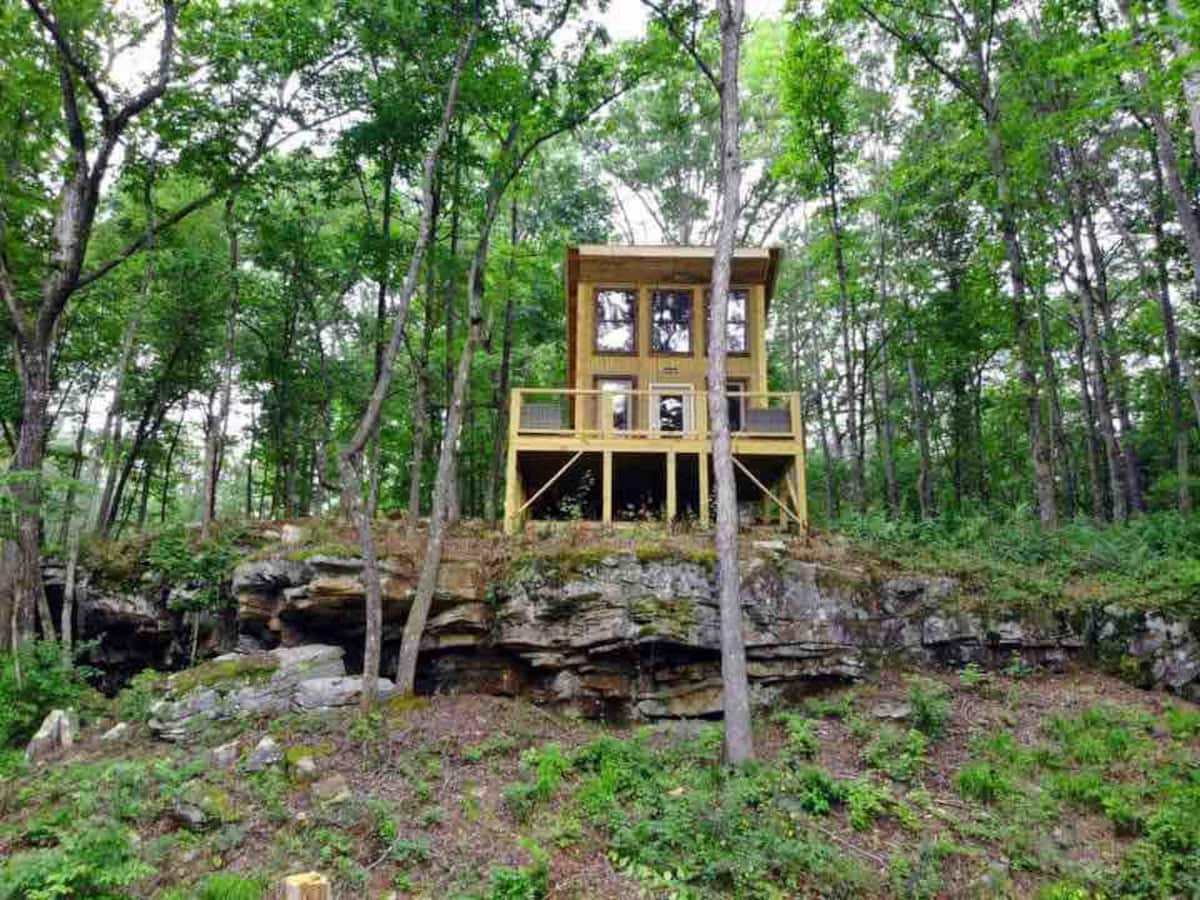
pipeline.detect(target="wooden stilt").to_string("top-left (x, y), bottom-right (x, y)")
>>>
top-left (602, 450), bottom-right (613, 525)
top-left (666, 450), bottom-right (677, 522)
top-left (503, 394), bottom-right (523, 534)
top-left (698, 450), bottom-right (710, 527)
top-left (283, 873), bottom-right (331, 900)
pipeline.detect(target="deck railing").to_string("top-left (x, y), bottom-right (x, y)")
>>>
top-left (511, 387), bottom-right (803, 442)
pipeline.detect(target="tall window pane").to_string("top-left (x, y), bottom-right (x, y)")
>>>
top-left (595, 289), bottom-right (636, 352)
top-left (651, 289), bottom-right (693, 353)
top-left (707, 289), bottom-right (748, 353)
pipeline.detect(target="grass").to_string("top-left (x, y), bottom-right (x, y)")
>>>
top-left (0, 669), bottom-right (1195, 898)
top-left (836, 509), bottom-right (1200, 618)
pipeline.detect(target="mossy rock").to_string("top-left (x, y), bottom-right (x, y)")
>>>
top-left (629, 596), bottom-right (696, 639)
top-left (385, 695), bottom-right (431, 719)
top-left (177, 781), bottom-right (241, 828)
top-left (169, 654), bottom-right (280, 696)
top-left (283, 742), bottom-right (336, 770)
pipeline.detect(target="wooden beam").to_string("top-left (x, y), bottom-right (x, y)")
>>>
top-left (602, 450), bottom-right (613, 525)
top-left (517, 451), bottom-right (584, 515)
top-left (733, 456), bottom-right (806, 528)
top-left (666, 449), bottom-right (677, 522)
top-left (283, 873), bottom-right (331, 900)
top-left (503, 393), bottom-right (523, 534)
top-left (698, 450), bottom-right (709, 527)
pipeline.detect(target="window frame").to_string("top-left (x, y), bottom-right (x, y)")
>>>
top-left (649, 287), bottom-right (696, 357)
top-left (705, 286), bottom-right (751, 357)
top-left (593, 286), bottom-right (639, 356)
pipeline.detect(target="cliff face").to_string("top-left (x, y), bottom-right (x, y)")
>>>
top-left (49, 541), bottom-right (1200, 716)
top-left (225, 548), bottom-right (1195, 718)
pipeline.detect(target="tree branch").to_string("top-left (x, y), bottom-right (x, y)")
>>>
top-left (25, 0), bottom-right (112, 120)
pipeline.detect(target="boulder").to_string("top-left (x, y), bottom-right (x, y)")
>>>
top-left (25, 709), bottom-right (77, 763)
top-left (293, 676), bottom-right (398, 711)
top-left (210, 740), bottom-right (240, 768)
top-left (149, 645), bottom-right (346, 741)
top-left (310, 773), bottom-right (352, 804)
top-left (100, 722), bottom-right (131, 742)
top-left (245, 735), bottom-right (283, 772)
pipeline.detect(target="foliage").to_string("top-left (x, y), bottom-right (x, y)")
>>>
top-left (0, 821), bottom-right (153, 900)
top-left (0, 642), bottom-right (98, 748)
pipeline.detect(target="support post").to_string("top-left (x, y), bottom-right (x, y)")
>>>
top-left (794, 451), bottom-right (808, 530)
top-left (666, 449), bottom-right (677, 522)
top-left (503, 392), bottom-right (523, 534)
top-left (602, 450), bottom-right (613, 525)
top-left (698, 450), bottom-right (710, 527)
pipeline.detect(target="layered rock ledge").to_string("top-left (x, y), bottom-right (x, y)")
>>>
top-left (221, 550), bottom-right (1199, 719)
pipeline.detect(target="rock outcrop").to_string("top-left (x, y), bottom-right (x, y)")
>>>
top-left (149, 644), bottom-right (349, 740)
top-left (223, 550), bottom-right (1200, 720)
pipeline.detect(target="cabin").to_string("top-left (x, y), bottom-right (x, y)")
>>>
top-left (502, 244), bottom-right (807, 533)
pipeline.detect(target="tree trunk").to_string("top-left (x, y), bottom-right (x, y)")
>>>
top-left (1066, 175), bottom-right (1126, 522)
top-left (1165, 0), bottom-right (1200, 165)
top-left (827, 181), bottom-right (864, 512)
top-left (201, 195), bottom-right (241, 539)
top-left (160, 409), bottom-right (185, 523)
top-left (396, 123), bottom-right (519, 695)
top-left (1074, 329), bottom-right (1107, 520)
top-left (486, 199), bottom-right (519, 523)
top-left (9, 343), bottom-right (51, 644)
top-left (707, 0), bottom-right (753, 764)
top-left (339, 28), bottom-right (475, 710)
top-left (901, 288), bottom-right (936, 520)
top-left (60, 387), bottom-right (94, 661)
top-left (984, 110), bottom-right (1057, 528)
top-left (875, 220), bottom-right (899, 517)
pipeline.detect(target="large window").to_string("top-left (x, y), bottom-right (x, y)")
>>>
top-left (707, 288), bottom-right (749, 354)
top-left (596, 377), bottom-right (634, 431)
top-left (651, 289), bottom-right (694, 354)
top-left (594, 288), bottom-right (637, 353)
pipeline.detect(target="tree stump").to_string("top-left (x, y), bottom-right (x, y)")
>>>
top-left (283, 872), bottom-right (331, 900)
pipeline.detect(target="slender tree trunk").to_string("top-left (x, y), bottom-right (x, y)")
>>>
top-left (984, 110), bottom-right (1057, 528)
top-left (875, 219), bottom-right (899, 516)
top-left (707, 0), bottom-right (754, 764)
top-left (1074, 329), bottom-right (1107, 520)
top-left (901, 288), bottom-right (935, 520)
top-left (59, 387), bottom-right (94, 661)
top-left (1149, 151), bottom-right (1193, 512)
top-left (201, 195), bottom-right (241, 539)
top-left (396, 124), bottom-right (518, 695)
top-left (1066, 175), bottom-right (1126, 522)
top-left (827, 182), bottom-right (864, 511)
top-left (339, 28), bottom-right (474, 710)
top-left (486, 199), bottom-right (519, 523)
top-left (160, 409), bottom-right (184, 523)
top-left (1037, 289), bottom-right (1076, 521)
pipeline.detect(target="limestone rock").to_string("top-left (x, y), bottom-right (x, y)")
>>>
top-left (291, 756), bottom-right (318, 783)
top-left (310, 773), bottom-right (351, 803)
top-left (293, 676), bottom-right (398, 711)
top-left (100, 722), bottom-right (131, 742)
top-left (25, 709), bottom-right (77, 763)
top-left (210, 740), bottom-right (240, 768)
top-left (245, 735), bottom-right (283, 771)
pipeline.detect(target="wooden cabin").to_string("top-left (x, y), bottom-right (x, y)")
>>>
top-left (503, 244), bottom-right (807, 533)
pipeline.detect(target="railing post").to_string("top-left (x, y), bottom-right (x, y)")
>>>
top-left (666, 449), bottom-right (677, 523)
top-left (602, 450), bottom-right (613, 526)
top-left (789, 391), bottom-right (802, 442)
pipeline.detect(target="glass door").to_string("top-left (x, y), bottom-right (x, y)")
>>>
top-left (650, 383), bottom-right (694, 434)
top-left (596, 377), bottom-right (634, 432)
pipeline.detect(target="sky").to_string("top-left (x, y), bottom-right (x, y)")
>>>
top-left (601, 0), bottom-right (786, 40)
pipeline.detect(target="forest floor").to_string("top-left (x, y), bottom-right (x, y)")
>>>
top-left (2, 664), bottom-right (1197, 898)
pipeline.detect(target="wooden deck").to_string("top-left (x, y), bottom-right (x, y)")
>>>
top-left (503, 388), bottom-right (807, 532)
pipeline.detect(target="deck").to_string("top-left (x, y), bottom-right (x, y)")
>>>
top-left (504, 388), bottom-right (807, 532)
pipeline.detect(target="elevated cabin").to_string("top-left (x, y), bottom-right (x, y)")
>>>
top-left (503, 245), bottom-right (806, 533)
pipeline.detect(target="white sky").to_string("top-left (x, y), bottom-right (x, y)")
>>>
top-left (601, 0), bottom-right (786, 40)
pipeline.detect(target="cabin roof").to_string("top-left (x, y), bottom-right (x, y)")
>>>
top-left (564, 244), bottom-right (783, 388)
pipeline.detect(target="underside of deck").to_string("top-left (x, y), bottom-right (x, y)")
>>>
top-left (504, 442), bottom-right (806, 532)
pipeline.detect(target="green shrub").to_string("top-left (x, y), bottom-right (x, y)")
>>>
top-left (955, 762), bottom-right (1009, 804)
top-left (776, 712), bottom-right (819, 759)
top-left (907, 677), bottom-right (951, 739)
top-left (194, 872), bottom-right (268, 900)
top-left (792, 765), bottom-right (844, 816)
top-left (0, 641), bottom-right (97, 748)
top-left (864, 727), bottom-right (927, 782)
top-left (845, 779), bottom-right (890, 831)
top-left (485, 841), bottom-right (549, 900)
top-left (0, 820), bottom-right (152, 899)
top-left (115, 669), bottom-right (164, 723)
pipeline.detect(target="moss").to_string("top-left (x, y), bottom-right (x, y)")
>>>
top-left (170, 655), bottom-right (279, 696)
top-left (633, 542), bottom-right (673, 564)
top-left (685, 548), bottom-right (718, 570)
top-left (386, 695), bottom-right (431, 718)
top-left (628, 596), bottom-right (696, 638)
top-left (282, 542), bottom-right (361, 561)
top-left (283, 742), bottom-right (335, 769)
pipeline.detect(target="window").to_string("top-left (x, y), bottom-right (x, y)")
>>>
top-left (595, 288), bottom-right (636, 353)
top-left (706, 288), bottom-right (749, 354)
top-left (651, 383), bottom-right (694, 433)
top-left (596, 377), bottom-right (634, 431)
top-left (727, 380), bottom-right (746, 432)
top-left (651, 289), bottom-right (694, 354)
